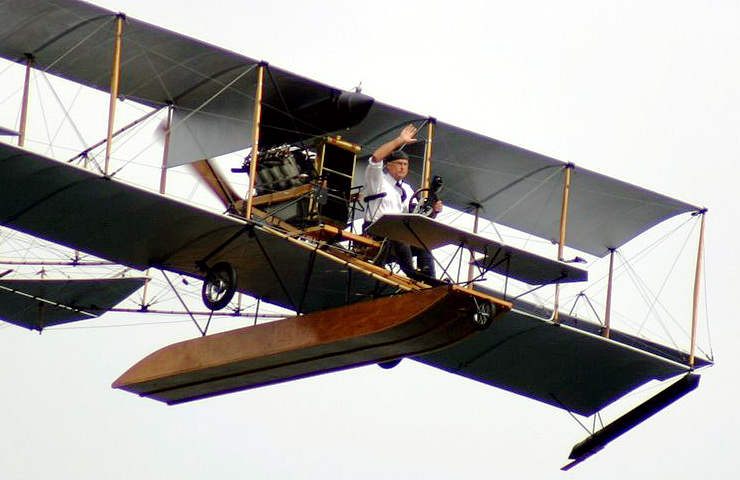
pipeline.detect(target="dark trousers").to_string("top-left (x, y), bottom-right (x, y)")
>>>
top-left (363, 221), bottom-right (436, 282)
top-left (388, 239), bottom-right (435, 281)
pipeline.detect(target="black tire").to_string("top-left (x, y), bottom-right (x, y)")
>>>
top-left (202, 262), bottom-right (237, 311)
top-left (471, 299), bottom-right (494, 330)
top-left (378, 358), bottom-right (402, 369)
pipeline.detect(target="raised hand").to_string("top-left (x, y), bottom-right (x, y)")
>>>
top-left (398, 124), bottom-right (419, 144)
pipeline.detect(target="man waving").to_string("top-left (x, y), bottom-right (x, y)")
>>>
top-left (363, 124), bottom-right (442, 280)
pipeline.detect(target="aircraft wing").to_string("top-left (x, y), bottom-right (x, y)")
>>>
top-left (0, 277), bottom-right (147, 330)
top-left (415, 288), bottom-right (711, 416)
top-left (0, 0), bottom-right (700, 258)
top-left (0, 0), bottom-right (373, 167)
top-left (367, 213), bottom-right (588, 284)
top-left (0, 141), bottom-right (382, 313)
top-left (342, 104), bottom-right (701, 258)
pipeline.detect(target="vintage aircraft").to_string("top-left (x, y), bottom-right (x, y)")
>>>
top-left (0, 0), bottom-right (712, 469)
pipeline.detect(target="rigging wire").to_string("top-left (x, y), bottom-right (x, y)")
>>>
top-left (479, 218), bottom-right (505, 244)
top-left (124, 29), bottom-right (176, 103)
top-left (618, 251), bottom-right (680, 350)
top-left (634, 218), bottom-right (698, 337)
top-left (265, 66), bottom-right (310, 154)
top-left (101, 108), bottom-right (163, 177)
top-left (161, 270), bottom-right (205, 336)
top-left (490, 167), bottom-right (562, 225)
top-left (39, 72), bottom-right (88, 151)
top-left (107, 68), bottom-right (257, 177)
top-left (520, 169), bottom-right (560, 253)
top-left (34, 69), bottom-right (56, 158)
top-left (568, 214), bottom-right (695, 325)
top-left (0, 62), bottom-right (28, 113)
top-left (38, 16), bottom-right (115, 74)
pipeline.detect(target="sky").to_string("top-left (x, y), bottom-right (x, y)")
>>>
top-left (1, 1), bottom-right (739, 478)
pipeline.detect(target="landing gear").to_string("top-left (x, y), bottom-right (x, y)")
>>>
top-left (471, 298), bottom-right (494, 330)
top-left (202, 262), bottom-right (237, 311)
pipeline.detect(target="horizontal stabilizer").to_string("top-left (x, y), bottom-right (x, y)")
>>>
top-left (0, 277), bottom-right (147, 330)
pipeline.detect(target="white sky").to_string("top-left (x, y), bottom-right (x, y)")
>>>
top-left (2, 1), bottom-right (739, 478)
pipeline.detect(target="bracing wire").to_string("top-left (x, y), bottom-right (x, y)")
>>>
top-left (491, 167), bottom-right (563, 225)
top-left (34, 70), bottom-right (56, 158)
top-left (576, 213), bottom-right (695, 299)
top-left (519, 170), bottom-right (560, 253)
top-left (0, 61), bottom-right (28, 111)
top-left (40, 72), bottom-right (88, 150)
top-left (618, 251), bottom-right (680, 349)
top-left (634, 218), bottom-right (698, 336)
top-left (37, 16), bottom-right (115, 74)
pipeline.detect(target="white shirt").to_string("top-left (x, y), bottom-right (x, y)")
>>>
top-left (364, 157), bottom-right (415, 223)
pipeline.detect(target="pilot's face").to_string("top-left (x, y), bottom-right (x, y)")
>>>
top-left (386, 159), bottom-right (409, 181)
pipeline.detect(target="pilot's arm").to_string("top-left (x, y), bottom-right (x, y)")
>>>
top-left (371, 124), bottom-right (418, 163)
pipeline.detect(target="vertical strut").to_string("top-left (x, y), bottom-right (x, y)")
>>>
top-left (159, 105), bottom-right (173, 194)
top-left (467, 203), bottom-right (481, 284)
top-left (421, 118), bottom-right (435, 192)
top-left (553, 163), bottom-right (573, 322)
top-left (140, 269), bottom-right (151, 309)
top-left (603, 248), bottom-right (615, 338)
top-left (557, 164), bottom-right (573, 260)
top-left (18, 54), bottom-right (33, 147)
top-left (104, 14), bottom-right (125, 175)
top-left (245, 62), bottom-right (266, 219)
top-left (689, 210), bottom-right (707, 367)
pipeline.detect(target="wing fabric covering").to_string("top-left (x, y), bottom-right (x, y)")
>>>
top-left (0, 142), bottom-right (380, 313)
top-left (0, 0), bottom-right (373, 166)
top-left (414, 284), bottom-right (710, 415)
top-left (415, 307), bottom-right (693, 416)
top-left (342, 106), bottom-right (699, 257)
top-left (0, 0), bottom-right (699, 256)
top-left (0, 277), bottom-right (146, 330)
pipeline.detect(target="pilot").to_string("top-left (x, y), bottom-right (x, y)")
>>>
top-left (363, 124), bottom-right (443, 281)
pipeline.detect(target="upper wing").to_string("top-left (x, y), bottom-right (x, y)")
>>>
top-left (0, 0), bottom-right (699, 258)
top-left (0, 0), bottom-right (373, 166)
top-left (340, 104), bottom-right (700, 258)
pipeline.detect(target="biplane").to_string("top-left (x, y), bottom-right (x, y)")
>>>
top-left (0, 0), bottom-right (712, 469)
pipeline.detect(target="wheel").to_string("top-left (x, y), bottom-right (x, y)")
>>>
top-left (202, 262), bottom-right (237, 311)
top-left (378, 358), bottom-right (402, 369)
top-left (471, 299), bottom-right (494, 330)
